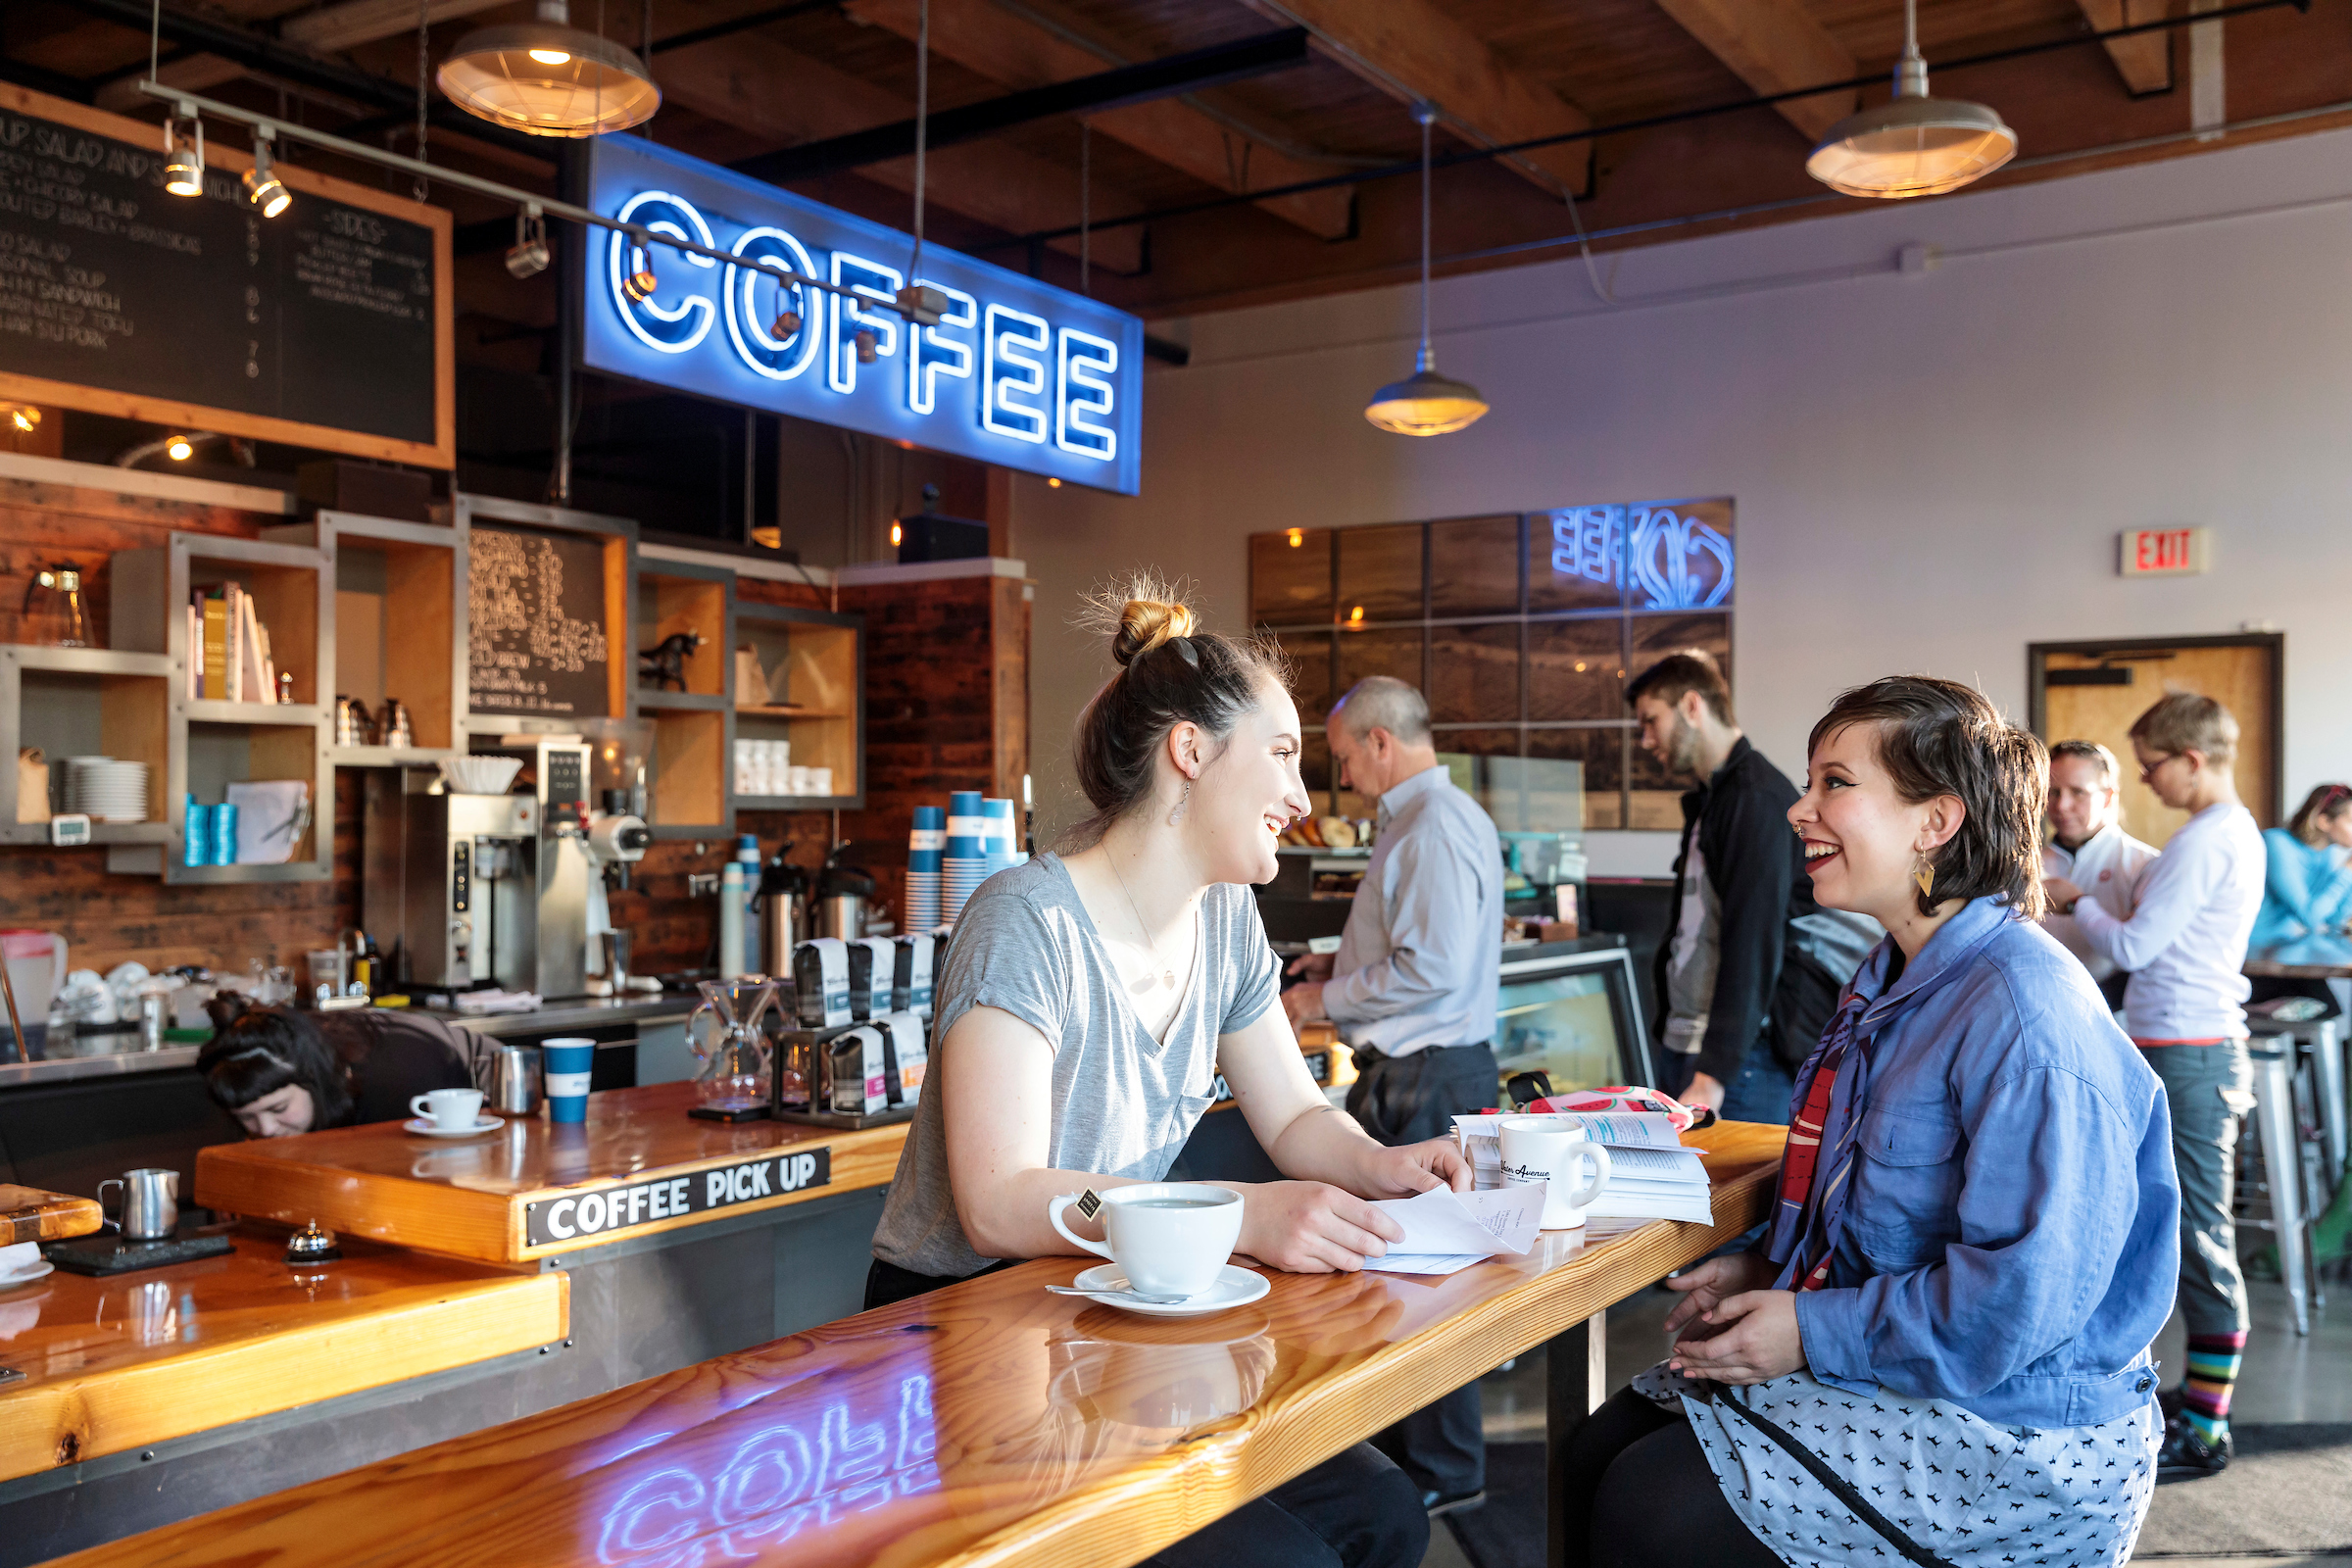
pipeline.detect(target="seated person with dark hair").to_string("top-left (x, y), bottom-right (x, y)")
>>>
top-left (199, 1004), bottom-right (474, 1137)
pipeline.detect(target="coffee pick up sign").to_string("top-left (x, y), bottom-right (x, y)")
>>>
top-left (524, 1147), bottom-right (831, 1249)
top-left (584, 136), bottom-right (1143, 496)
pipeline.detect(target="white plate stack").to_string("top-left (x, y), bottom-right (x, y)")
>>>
top-left (63, 757), bottom-right (149, 823)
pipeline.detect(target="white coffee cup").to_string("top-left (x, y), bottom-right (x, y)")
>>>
top-left (1498, 1115), bottom-right (1614, 1229)
top-left (1048, 1182), bottom-right (1245, 1299)
top-left (412, 1087), bottom-right (486, 1130)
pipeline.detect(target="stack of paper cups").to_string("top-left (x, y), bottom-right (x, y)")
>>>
top-left (981, 798), bottom-right (1017, 877)
top-left (944, 790), bottom-right (988, 924)
top-left (906, 805), bottom-right (945, 931)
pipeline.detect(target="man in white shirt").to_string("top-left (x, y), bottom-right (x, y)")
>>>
top-left (2040, 740), bottom-right (2158, 1006)
top-left (2045, 694), bottom-right (2265, 1481)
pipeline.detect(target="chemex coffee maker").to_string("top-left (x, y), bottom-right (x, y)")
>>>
top-left (364, 739), bottom-right (647, 1000)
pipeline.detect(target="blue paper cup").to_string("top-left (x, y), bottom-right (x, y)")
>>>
top-left (184, 802), bottom-right (213, 867)
top-left (213, 801), bottom-right (239, 865)
top-left (542, 1037), bottom-right (596, 1124)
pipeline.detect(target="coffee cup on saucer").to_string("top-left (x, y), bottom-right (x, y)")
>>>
top-left (1047, 1182), bottom-right (1244, 1299)
top-left (1498, 1115), bottom-right (1614, 1229)
top-left (411, 1088), bottom-right (486, 1131)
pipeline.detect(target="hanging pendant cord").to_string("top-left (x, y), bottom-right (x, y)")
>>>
top-left (413, 0), bottom-right (428, 200)
top-left (147, 0), bottom-right (160, 87)
top-left (1417, 104), bottom-right (1432, 371)
top-left (909, 0), bottom-right (929, 281)
top-left (1080, 120), bottom-right (1092, 296)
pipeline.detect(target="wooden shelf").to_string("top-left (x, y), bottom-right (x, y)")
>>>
top-left (187, 700), bottom-right (324, 725)
top-left (325, 744), bottom-right (463, 768)
top-left (732, 599), bottom-right (863, 812)
top-left (732, 795), bottom-right (858, 811)
top-left (0, 820), bottom-right (172, 848)
top-left (636, 689), bottom-right (728, 711)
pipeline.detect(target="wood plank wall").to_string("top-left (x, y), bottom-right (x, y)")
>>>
top-left (0, 472), bottom-right (1030, 983)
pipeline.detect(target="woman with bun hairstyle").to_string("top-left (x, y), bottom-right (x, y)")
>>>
top-left (1559, 677), bottom-right (2178, 1568)
top-left (866, 579), bottom-right (1464, 1568)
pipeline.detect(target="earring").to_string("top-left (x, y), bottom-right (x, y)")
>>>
top-left (1169, 778), bottom-right (1192, 826)
top-left (1913, 852), bottom-right (1936, 902)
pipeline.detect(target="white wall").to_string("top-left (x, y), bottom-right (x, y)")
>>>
top-left (1013, 126), bottom-right (2352, 848)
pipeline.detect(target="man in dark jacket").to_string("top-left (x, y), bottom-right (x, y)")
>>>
top-left (1628, 651), bottom-right (1877, 1122)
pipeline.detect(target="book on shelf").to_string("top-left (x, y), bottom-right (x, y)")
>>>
top-left (1452, 1109), bottom-right (1714, 1225)
top-left (200, 593), bottom-right (227, 701)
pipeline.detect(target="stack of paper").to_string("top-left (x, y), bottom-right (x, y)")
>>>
top-left (1452, 1110), bottom-right (1715, 1225)
top-left (1359, 1185), bottom-right (1544, 1276)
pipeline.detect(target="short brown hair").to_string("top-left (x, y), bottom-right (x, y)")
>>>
top-left (1807, 676), bottom-right (2050, 919)
top-left (2288, 783), bottom-right (2352, 846)
top-left (2047, 740), bottom-right (2120, 783)
top-left (1625, 650), bottom-right (1733, 725)
top-left (2129, 692), bottom-right (2238, 766)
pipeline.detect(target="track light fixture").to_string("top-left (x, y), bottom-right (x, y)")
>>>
top-left (163, 103), bottom-right (204, 197)
top-left (1364, 104), bottom-right (1489, 438)
top-left (242, 126), bottom-right (290, 218)
top-left (166, 435), bottom-right (195, 461)
top-left (8, 407), bottom-right (39, 435)
top-left (621, 242), bottom-right (658, 303)
top-left (438, 0), bottom-right (662, 137)
top-left (1807, 0), bottom-right (2016, 199)
top-left (854, 328), bottom-right (878, 365)
top-left (770, 307), bottom-right (803, 339)
top-left (506, 202), bottom-right (551, 278)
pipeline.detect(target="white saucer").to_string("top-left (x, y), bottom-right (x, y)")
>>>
top-left (0, 1260), bottom-right (54, 1290)
top-left (403, 1115), bottom-right (503, 1138)
top-left (1068, 1263), bottom-right (1270, 1318)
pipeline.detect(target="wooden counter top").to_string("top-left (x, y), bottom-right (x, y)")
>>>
top-left (62, 1123), bottom-right (1785, 1568)
top-left (0, 1228), bottom-right (565, 1485)
top-left (197, 1083), bottom-right (912, 1265)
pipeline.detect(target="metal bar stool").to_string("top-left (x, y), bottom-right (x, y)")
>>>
top-left (2246, 1039), bottom-right (2312, 1335)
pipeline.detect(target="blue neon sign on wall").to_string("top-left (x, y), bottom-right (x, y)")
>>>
top-left (582, 137), bottom-right (1144, 495)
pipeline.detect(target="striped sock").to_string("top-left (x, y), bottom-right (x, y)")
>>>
top-left (2181, 1331), bottom-right (2246, 1445)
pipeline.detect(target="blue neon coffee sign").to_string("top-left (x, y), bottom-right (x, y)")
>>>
top-left (583, 137), bottom-right (1143, 495)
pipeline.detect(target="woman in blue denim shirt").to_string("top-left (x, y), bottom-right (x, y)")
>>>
top-left (1560, 677), bottom-right (2180, 1568)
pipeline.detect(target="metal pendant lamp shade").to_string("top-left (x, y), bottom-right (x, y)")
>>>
top-left (1366, 355), bottom-right (1490, 437)
top-left (1365, 106), bottom-right (1488, 437)
top-left (1807, 0), bottom-right (2014, 199)
top-left (438, 0), bottom-right (661, 138)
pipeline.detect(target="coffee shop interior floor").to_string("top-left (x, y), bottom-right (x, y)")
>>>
top-left (1420, 1278), bottom-right (2352, 1568)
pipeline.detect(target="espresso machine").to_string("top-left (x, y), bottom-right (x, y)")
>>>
top-left (365, 740), bottom-right (641, 999)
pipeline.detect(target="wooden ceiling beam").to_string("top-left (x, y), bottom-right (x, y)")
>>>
top-left (1648, 0), bottom-right (1858, 142)
top-left (842, 0), bottom-right (1351, 240)
top-left (2074, 0), bottom-right (2174, 94)
top-left (657, 29), bottom-right (1147, 273)
top-left (280, 0), bottom-right (514, 54)
top-left (1237, 0), bottom-right (1591, 197)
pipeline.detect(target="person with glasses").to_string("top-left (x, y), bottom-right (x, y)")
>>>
top-left (2044, 692), bottom-right (2265, 1479)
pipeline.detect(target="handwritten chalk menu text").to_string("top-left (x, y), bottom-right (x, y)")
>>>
top-left (0, 87), bottom-right (449, 465)
top-left (469, 525), bottom-right (612, 717)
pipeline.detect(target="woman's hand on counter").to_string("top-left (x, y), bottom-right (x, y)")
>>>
top-left (1233, 1179), bottom-right (1404, 1273)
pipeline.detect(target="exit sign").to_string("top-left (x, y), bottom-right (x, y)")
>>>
top-left (2120, 527), bottom-right (2212, 577)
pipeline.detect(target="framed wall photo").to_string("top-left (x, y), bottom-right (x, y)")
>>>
top-left (0, 85), bottom-right (456, 468)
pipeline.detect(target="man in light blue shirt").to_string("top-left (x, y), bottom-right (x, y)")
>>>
top-left (1283, 674), bottom-right (1504, 1516)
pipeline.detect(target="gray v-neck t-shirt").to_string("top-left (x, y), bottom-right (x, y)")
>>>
top-left (870, 853), bottom-right (1281, 1279)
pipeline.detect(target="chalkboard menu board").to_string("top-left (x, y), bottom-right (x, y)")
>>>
top-left (0, 86), bottom-right (453, 466)
top-left (468, 524), bottom-right (612, 718)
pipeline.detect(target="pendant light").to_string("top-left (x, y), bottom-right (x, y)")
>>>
top-left (1807, 0), bottom-right (2016, 199)
top-left (1364, 105), bottom-right (1488, 438)
top-left (437, 0), bottom-right (661, 138)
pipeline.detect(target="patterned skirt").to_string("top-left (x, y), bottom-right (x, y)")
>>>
top-left (1630, 1363), bottom-right (2160, 1568)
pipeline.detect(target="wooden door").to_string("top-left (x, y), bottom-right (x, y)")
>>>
top-left (2030, 635), bottom-right (2281, 848)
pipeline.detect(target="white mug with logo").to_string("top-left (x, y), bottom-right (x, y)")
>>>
top-left (1498, 1115), bottom-right (1614, 1229)
top-left (1048, 1182), bottom-right (1244, 1298)
top-left (412, 1087), bottom-right (486, 1130)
